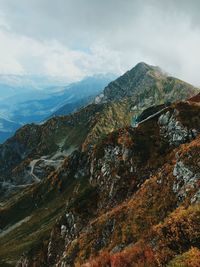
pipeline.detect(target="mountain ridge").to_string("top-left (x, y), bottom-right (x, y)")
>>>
top-left (0, 62), bottom-right (199, 266)
top-left (96, 62), bottom-right (198, 104)
top-left (0, 63), bottom-right (198, 198)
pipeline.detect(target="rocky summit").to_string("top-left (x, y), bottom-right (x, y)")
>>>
top-left (0, 63), bottom-right (200, 267)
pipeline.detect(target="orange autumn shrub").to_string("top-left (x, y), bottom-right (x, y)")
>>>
top-left (82, 242), bottom-right (158, 267)
top-left (168, 247), bottom-right (200, 267)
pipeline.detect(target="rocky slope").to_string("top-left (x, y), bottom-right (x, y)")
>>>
top-left (0, 101), bottom-right (132, 200)
top-left (0, 63), bottom-right (198, 195)
top-left (0, 63), bottom-right (199, 266)
top-left (0, 98), bottom-right (199, 267)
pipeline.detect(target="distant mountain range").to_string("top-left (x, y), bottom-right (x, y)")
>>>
top-left (0, 74), bottom-right (114, 143)
top-left (0, 63), bottom-right (199, 267)
top-left (0, 116), bottom-right (22, 143)
top-left (0, 74), bottom-right (70, 94)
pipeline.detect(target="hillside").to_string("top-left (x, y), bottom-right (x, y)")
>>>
top-left (0, 98), bottom-right (199, 266)
top-left (0, 63), bottom-right (199, 266)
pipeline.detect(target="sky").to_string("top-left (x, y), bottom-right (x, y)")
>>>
top-left (0, 0), bottom-right (200, 84)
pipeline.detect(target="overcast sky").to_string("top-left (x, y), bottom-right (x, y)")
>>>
top-left (0, 0), bottom-right (200, 84)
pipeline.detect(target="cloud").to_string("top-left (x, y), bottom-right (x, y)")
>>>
top-left (0, 28), bottom-right (122, 81)
top-left (0, 0), bottom-right (200, 84)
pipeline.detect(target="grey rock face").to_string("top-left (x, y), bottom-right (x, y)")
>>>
top-left (47, 210), bottom-right (82, 266)
top-left (111, 244), bottom-right (126, 253)
top-left (16, 256), bottom-right (30, 267)
top-left (173, 161), bottom-right (199, 201)
top-left (94, 218), bottom-right (116, 250)
top-left (158, 110), bottom-right (197, 146)
top-left (89, 143), bottom-right (134, 206)
top-left (62, 211), bottom-right (81, 246)
top-left (191, 189), bottom-right (200, 204)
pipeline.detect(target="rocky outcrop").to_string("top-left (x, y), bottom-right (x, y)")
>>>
top-left (158, 109), bottom-right (198, 146)
top-left (173, 160), bottom-right (198, 201)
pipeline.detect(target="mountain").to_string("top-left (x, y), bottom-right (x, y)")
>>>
top-left (0, 117), bottom-right (21, 143)
top-left (0, 74), bottom-right (71, 103)
top-left (0, 74), bottom-right (70, 92)
top-left (0, 63), bottom-right (197, 188)
top-left (0, 75), bottom-right (68, 143)
top-left (48, 75), bottom-right (116, 118)
top-left (97, 62), bottom-right (197, 104)
top-left (0, 75), bottom-right (113, 143)
top-left (0, 63), bottom-right (199, 266)
top-left (7, 75), bottom-right (114, 124)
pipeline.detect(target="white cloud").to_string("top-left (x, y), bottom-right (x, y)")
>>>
top-left (0, 0), bottom-right (200, 85)
top-left (0, 28), bottom-right (122, 81)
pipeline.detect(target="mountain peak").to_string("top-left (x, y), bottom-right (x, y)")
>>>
top-left (130, 62), bottom-right (163, 76)
top-left (128, 62), bottom-right (151, 77)
top-left (132, 61), bottom-right (151, 70)
top-left (101, 62), bottom-right (197, 103)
